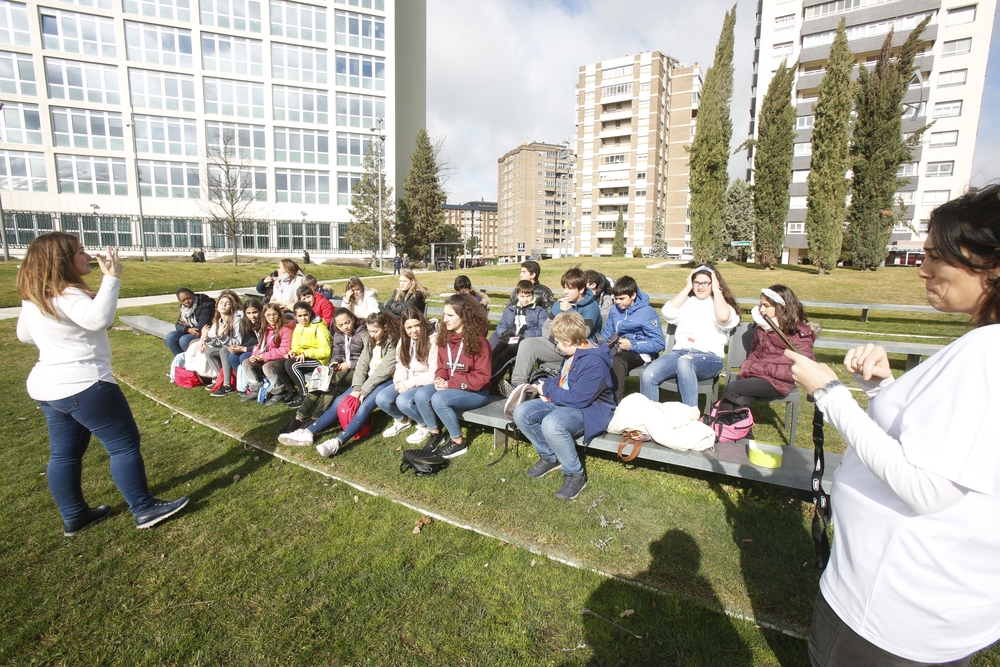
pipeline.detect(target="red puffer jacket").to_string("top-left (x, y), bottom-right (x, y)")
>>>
top-left (738, 319), bottom-right (818, 396)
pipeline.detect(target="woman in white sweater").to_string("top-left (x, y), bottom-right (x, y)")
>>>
top-left (639, 264), bottom-right (741, 407)
top-left (16, 233), bottom-right (188, 535)
top-left (787, 188), bottom-right (1000, 666)
top-left (375, 306), bottom-right (439, 444)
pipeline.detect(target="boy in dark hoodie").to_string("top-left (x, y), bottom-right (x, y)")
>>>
top-left (600, 275), bottom-right (666, 402)
top-left (489, 279), bottom-right (547, 387)
top-left (512, 311), bottom-right (615, 501)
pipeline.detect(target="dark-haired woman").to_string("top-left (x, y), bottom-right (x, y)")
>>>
top-left (716, 285), bottom-right (817, 412)
top-left (227, 297), bottom-right (261, 387)
top-left (639, 264), bottom-right (741, 407)
top-left (16, 233), bottom-right (187, 534)
top-left (787, 187), bottom-right (1000, 666)
top-left (270, 259), bottom-right (305, 311)
top-left (241, 303), bottom-right (293, 400)
top-left (376, 305), bottom-right (439, 442)
top-left (165, 287), bottom-right (215, 356)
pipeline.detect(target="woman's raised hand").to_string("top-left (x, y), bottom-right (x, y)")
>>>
top-left (95, 246), bottom-right (123, 279)
top-left (844, 343), bottom-right (892, 382)
top-left (784, 348), bottom-right (839, 395)
top-left (683, 270), bottom-right (695, 293)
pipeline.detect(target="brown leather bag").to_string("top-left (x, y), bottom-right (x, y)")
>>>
top-left (617, 430), bottom-right (648, 462)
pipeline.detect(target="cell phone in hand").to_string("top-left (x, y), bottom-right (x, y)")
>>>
top-left (761, 313), bottom-right (796, 351)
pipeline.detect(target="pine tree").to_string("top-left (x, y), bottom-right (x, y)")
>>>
top-left (689, 4), bottom-right (736, 263)
top-left (849, 16), bottom-right (931, 270)
top-left (806, 21), bottom-right (854, 274)
top-left (345, 144), bottom-right (395, 266)
top-left (649, 214), bottom-right (669, 258)
top-left (395, 129), bottom-right (446, 260)
top-left (752, 60), bottom-right (795, 269)
top-left (720, 179), bottom-right (755, 261)
top-left (611, 209), bottom-right (626, 257)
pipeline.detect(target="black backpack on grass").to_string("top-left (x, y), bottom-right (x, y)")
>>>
top-left (400, 448), bottom-right (449, 476)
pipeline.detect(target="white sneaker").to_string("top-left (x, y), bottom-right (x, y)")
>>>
top-left (316, 438), bottom-right (341, 457)
top-left (382, 418), bottom-right (411, 438)
top-left (278, 428), bottom-right (314, 446)
top-left (406, 425), bottom-right (430, 444)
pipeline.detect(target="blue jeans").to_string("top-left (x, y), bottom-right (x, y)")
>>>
top-left (513, 399), bottom-right (585, 476)
top-left (37, 381), bottom-right (156, 524)
top-left (228, 350), bottom-right (253, 377)
top-left (387, 385), bottom-right (430, 425)
top-left (375, 384), bottom-right (425, 422)
top-left (165, 330), bottom-right (196, 356)
top-left (412, 384), bottom-right (489, 439)
top-left (309, 381), bottom-right (392, 440)
top-left (639, 350), bottom-right (723, 407)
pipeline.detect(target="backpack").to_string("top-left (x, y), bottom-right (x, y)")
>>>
top-left (701, 401), bottom-right (754, 442)
top-left (400, 448), bottom-right (450, 476)
top-left (173, 366), bottom-right (203, 388)
top-left (337, 394), bottom-right (372, 440)
top-left (503, 383), bottom-right (540, 420)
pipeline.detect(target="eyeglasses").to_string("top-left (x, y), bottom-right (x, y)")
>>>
top-left (692, 281), bottom-right (712, 287)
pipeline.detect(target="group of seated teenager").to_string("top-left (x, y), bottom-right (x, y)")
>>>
top-left (165, 258), bottom-right (816, 503)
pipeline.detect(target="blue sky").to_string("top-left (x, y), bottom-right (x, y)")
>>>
top-left (426, 0), bottom-right (1000, 204)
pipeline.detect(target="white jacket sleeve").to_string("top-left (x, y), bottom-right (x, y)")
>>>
top-left (61, 276), bottom-right (120, 331)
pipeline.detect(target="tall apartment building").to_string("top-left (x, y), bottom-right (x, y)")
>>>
top-left (496, 141), bottom-right (574, 259)
top-left (749, 0), bottom-right (995, 264)
top-left (0, 0), bottom-right (425, 257)
top-left (442, 199), bottom-right (498, 258)
top-left (573, 51), bottom-right (701, 257)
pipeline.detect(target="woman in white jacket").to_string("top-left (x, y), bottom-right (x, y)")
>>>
top-left (269, 259), bottom-right (305, 311)
top-left (343, 276), bottom-right (380, 320)
top-left (375, 306), bottom-right (439, 443)
top-left (16, 233), bottom-right (187, 535)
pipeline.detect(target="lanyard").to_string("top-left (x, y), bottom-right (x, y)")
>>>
top-left (344, 333), bottom-right (351, 364)
top-left (408, 339), bottom-right (416, 379)
top-left (446, 340), bottom-right (464, 377)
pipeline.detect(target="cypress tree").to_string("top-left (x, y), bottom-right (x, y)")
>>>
top-left (395, 128), bottom-right (446, 260)
top-left (849, 16), bottom-right (931, 270)
top-left (806, 21), bottom-right (854, 274)
top-left (720, 179), bottom-right (755, 261)
top-left (611, 209), bottom-right (626, 257)
top-left (752, 60), bottom-right (796, 268)
top-left (689, 4), bottom-right (736, 263)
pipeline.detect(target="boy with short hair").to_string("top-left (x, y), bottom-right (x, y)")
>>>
top-left (600, 275), bottom-right (665, 402)
top-left (295, 285), bottom-right (334, 327)
top-left (304, 274), bottom-right (333, 300)
top-left (489, 279), bottom-right (547, 387)
top-left (453, 274), bottom-right (491, 308)
top-left (512, 311), bottom-right (615, 501)
top-left (507, 260), bottom-right (554, 311)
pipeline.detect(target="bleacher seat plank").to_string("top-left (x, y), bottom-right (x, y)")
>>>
top-left (120, 315), bottom-right (174, 339)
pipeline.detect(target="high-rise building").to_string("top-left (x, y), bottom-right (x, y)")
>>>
top-left (573, 51), bottom-right (701, 258)
top-left (0, 0), bottom-right (425, 257)
top-left (496, 141), bottom-right (574, 259)
top-left (442, 199), bottom-right (498, 258)
top-left (748, 0), bottom-right (995, 264)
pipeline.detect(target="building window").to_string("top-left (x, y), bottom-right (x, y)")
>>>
top-left (275, 168), bottom-right (330, 204)
top-left (794, 142), bottom-right (812, 156)
top-left (63, 214), bottom-right (133, 247)
top-left (775, 13), bottom-right (795, 29)
top-left (128, 69), bottom-right (194, 112)
top-left (789, 195), bottom-right (807, 209)
top-left (792, 170), bottom-right (809, 183)
top-left (0, 1), bottom-right (29, 46)
top-left (0, 51), bottom-right (33, 96)
top-left (943, 38), bottom-right (972, 56)
top-left (938, 69), bottom-right (967, 87)
top-left (272, 85), bottom-right (328, 124)
top-left (51, 108), bottom-right (123, 151)
top-left (1, 102), bottom-right (41, 144)
top-left (601, 82), bottom-right (631, 97)
top-left (796, 115), bottom-right (814, 129)
top-left (896, 162), bottom-right (917, 177)
top-left (602, 154), bottom-right (627, 165)
top-left (146, 217), bottom-right (202, 249)
top-left (137, 160), bottom-right (199, 198)
top-left (204, 77), bottom-right (265, 119)
top-left (335, 52), bottom-right (384, 91)
top-left (787, 222), bottom-right (804, 233)
top-left (926, 161), bottom-right (954, 177)
top-left (123, 0), bottom-right (190, 22)
top-left (47, 58), bottom-right (120, 104)
top-left (0, 149), bottom-right (46, 191)
top-left (271, 1), bottom-right (326, 42)
top-left (132, 115), bottom-right (197, 156)
top-left (202, 33), bottom-right (264, 76)
top-left (901, 101), bottom-right (926, 119)
top-left (201, 0), bottom-right (262, 32)
top-left (946, 5), bottom-right (976, 25)
top-left (275, 127), bottom-right (328, 164)
top-left (206, 121), bottom-right (265, 160)
top-left (334, 9), bottom-right (384, 50)
top-left (207, 165), bottom-right (266, 201)
top-left (929, 130), bottom-right (959, 147)
top-left (335, 92), bottom-right (384, 129)
top-left (922, 189), bottom-right (950, 205)
top-left (336, 132), bottom-right (373, 167)
top-left (332, 0), bottom-right (385, 9)
top-left (801, 32), bottom-right (833, 48)
top-left (125, 22), bottom-right (193, 67)
top-left (337, 171), bottom-right (359, 205)
top-left (895, 190), bottom-right (914, 205)
top-left (41, 9), bottom-right (117, 58)
top-left (271, 43), bottom-right (327, 84)
top-left (774, 41), bottom-right (794, 56)
top-left (933, 100), bottom-right (962, 118)
top-left (56, 155), bottom-right (127, 195)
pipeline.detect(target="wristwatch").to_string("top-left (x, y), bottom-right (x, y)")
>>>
top-left (812, 379), bottom-right (844, 401)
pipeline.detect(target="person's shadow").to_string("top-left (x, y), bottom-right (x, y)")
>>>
top-left (579, 529), bottom-right (803, 666)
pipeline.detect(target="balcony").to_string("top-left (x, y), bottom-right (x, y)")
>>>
top-left (599, 125), bottom-right (633, 139)
top-left (597, 195), bottom-right (630, 206)
top-left (801, 0), bottom-right (941, 35)
top-left (600, 109), bottom-right (633, 122)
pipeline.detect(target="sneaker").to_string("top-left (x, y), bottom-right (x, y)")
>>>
top-left (526, 458), bottom-right (562, 479)
top-left (263, 393), bottom-right (286, 406)
top-left (240, 390), bottom-right (259, 402)
top-left (135, 497), bottom-right (189, 529)
top-left (382, 418), bottom-right (410, 437)
top-left (210, 386), bottom-right (234, 397)
top-left (555, 474), bottom-right (587, 501)
top-left (285, 394), bottom-right (304, 409)
top-left (406, 425), bottom-right (430, 445)
top-left (63, 504), bottom-right (112, 537)
top-left (280, 416), bottom-right (304, 434)
top-left (436, 438), bottom-right (469, 459)
top-left (421, 430), bottom-right (447, 452)
top-left (316, 437), bottom-right (341, 457)
top-left (278, 428), bottom-right (314, 446)
top-left (497, 379), bottom-right (515, 398)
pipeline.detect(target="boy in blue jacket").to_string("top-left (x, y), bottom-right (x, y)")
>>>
top-left (513, 311), bottom-right (616, 501)
top-left (600, 275), bottom-right (665, 402)
top-left (489, 280), bottom-right (547, 387)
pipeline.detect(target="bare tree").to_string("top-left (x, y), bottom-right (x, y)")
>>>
top-left (345, 143), bottom-right (395, 267)
top-left (203, 127), bottom-right (265, 265)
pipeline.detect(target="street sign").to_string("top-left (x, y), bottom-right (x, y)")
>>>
top-left (730, 241), bottom-right (752, 247)
top-left (517, 242), bottom-right (525, 252)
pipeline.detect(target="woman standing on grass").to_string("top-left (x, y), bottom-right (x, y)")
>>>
top-left (787, 188), bottom-right (1000, 666)
top-left (16, 233), bottom-right (187, 535)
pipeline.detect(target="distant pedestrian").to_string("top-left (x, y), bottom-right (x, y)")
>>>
top-left (302, 250), bottom-right (311, 265)
top-left (402, 253), bottom-right (409, 269)
top-left (393, 253), bottom-right (402, 275)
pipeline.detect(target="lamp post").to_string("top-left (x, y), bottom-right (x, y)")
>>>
top-left (128, 105), bottom-right (148, 261)
top-left (371, 117), bottom-right (385, 273)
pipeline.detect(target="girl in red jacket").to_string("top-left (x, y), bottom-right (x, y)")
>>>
top-left (239, 302), bottom-right (294, 400)
top-left (411, 293), bottom-right (492, 458)
top-left (717, 284), bottom-right (818, 411)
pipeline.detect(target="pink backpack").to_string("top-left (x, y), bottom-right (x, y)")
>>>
top-left (701, 401), bottom-right (754, 442)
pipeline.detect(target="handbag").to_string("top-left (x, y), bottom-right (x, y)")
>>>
top-left (184, 343), bottom-right (220, 378)
top-left (337, 394), bottom-right (372, 440)
top-left (305, 366), bottom-right (332, 392)
top-left (617, 430), bottom-right (651, 462)
top-left (173, 366), bottom-right (203, 388)
top-left (503, 383), bottom-right (540, 420)
top-left (169, 352), bottom-right (186, 383)
top-left (400, 448), bottom-right (450, 476)
top-left (701, 400), bottom-right (755, 442)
